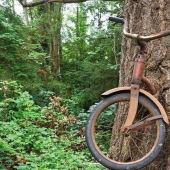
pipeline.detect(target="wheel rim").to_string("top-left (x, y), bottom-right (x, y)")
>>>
top-left (90, 93), bottom-right (161, 165)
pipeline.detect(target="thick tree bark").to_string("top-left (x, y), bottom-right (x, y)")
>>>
top-left (110, 0), bottom-right (170, 169)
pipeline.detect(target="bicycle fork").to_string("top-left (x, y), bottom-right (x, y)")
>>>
top-left (121, 53), bottom-right (163, 134)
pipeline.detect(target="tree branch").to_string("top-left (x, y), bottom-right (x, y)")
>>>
top-left (18, 0), bottom-right (121, 7)
top-left (18, 0), bottom-right (91, 7)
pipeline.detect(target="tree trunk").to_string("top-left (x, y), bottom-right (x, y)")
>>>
top-left (110, 0), bottom-right (170, 169)
top-left (23, 0), bottom-right (29, 25)
top-left (45, 3), bottom-right (62, 80)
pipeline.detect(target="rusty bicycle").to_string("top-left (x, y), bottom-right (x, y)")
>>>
top-left (85, 16), bottom-right (170, 170)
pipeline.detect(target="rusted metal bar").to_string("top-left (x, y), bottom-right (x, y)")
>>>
top-left (124, 115), bottom-right (163, 133)
top-left (122, 18), bottom-right (170, 42)
top-left (121, 84), bottom-right (140, 133)
top-left (142, 76), bottom-right (157, 95)
top-left (131, 54), bottom-right (145, 84)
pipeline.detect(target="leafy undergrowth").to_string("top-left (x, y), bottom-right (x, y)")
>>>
top-left (0, 81), bottom-right (104, 170)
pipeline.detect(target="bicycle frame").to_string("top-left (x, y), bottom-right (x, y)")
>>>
top-left (102, 42), bottom-right (169, 133)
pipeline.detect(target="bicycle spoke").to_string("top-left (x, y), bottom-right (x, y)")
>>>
top-left (128, 138), bottom-right (133, 161)
top-left (136, 106), bottom-right (144, 118)
top-left (130, 134), bottom-right (143, 143)
top-left (130, 136), bottom-right (144, 157)
top-left (131, 129), bottom-right (156, 137)
top-left (135, 114), bottom-right (150, 123)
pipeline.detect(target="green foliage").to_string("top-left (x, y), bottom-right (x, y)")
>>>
top-left (32, 88), bottom-right (54, 107)
top-left (0, 81), bottom-right (40, 121)
top-left (0, 80), bottom-right (104, 169)
top-left (0, 5), bottom-right (48, 93)
top-left (61, 2), bottom-right (122, 111)
top-left (0, 1), bottom-right (123, 169)
top-left (62, 59), bottom-right (119, 111)
top-left (0, 138), bottom-right (16, 169)
top-left (0, 1), bottom-right (122, 110)
top-left (0, 121), bottom-right (104, 169)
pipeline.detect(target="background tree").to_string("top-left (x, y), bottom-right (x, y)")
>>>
top-left (109, 0), bottom-right (170, 169)
top-left (31, 3), bottom-right (62, 80)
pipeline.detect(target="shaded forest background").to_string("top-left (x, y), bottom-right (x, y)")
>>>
top-left (0, 0), bottom-right (123, 169)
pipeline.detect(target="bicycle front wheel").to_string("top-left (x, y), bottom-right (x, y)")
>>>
top-left (86, 92), bottom-right (165, 170)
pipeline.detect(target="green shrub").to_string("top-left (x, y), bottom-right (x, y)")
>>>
top-left (0, 80), bottom-right (104, 169)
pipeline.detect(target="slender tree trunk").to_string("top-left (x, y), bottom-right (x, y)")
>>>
top-left (23, 0), bottom-right (29, 25)
top-left (45, 3), bottom-right (62, 80)
top-left (11, 0), bottom-right (15, 13)
top-left (110, 0), bottom-right (170, 169)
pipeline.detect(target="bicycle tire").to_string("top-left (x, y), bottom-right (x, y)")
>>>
top-left (86, 92), bottom-right (165, 170)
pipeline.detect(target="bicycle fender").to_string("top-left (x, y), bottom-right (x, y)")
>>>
top-left (101, 86), bottom-right (169, 124)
